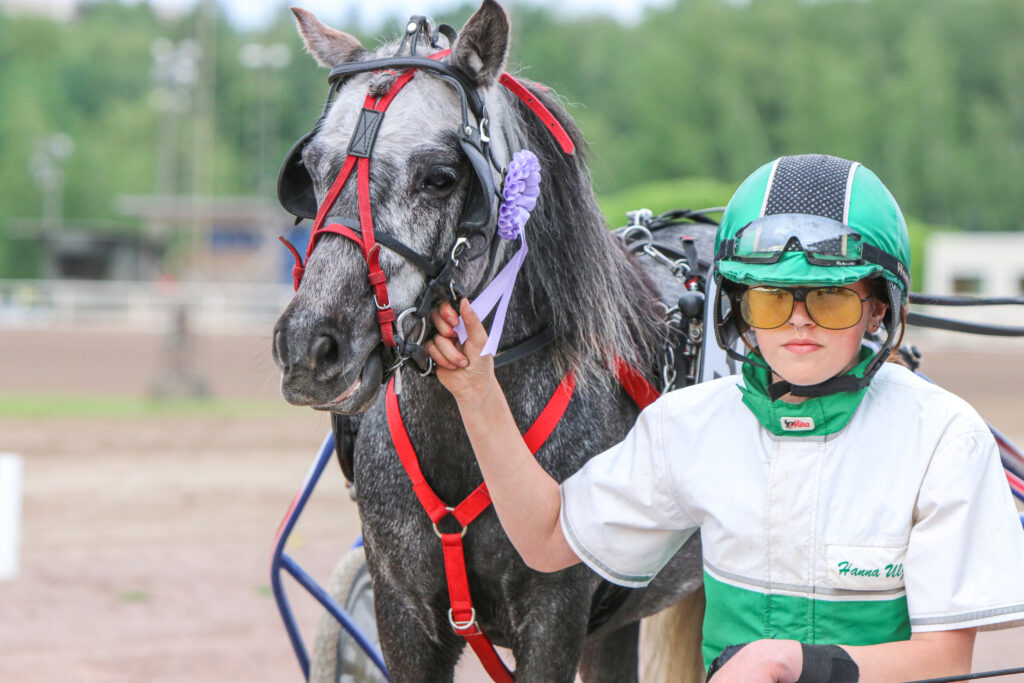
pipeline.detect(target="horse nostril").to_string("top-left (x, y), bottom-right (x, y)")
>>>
top-left (273, 329), bottom-right (289, 370)
top-left (311, 333), bottom-right (341, 374)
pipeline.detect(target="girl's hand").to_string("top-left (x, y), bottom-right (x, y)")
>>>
top-left (425, 298), bottom-right (496, 403)
top-left (707, 640), bottom-right (802, 683)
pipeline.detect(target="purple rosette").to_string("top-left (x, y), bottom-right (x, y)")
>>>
top-left (454, 149), bottom-right (542, 356)
top-left (497, 150), bottom-right (542, 240)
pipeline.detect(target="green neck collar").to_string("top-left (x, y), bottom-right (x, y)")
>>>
top-left (739, 346), bottom-right (874, 437)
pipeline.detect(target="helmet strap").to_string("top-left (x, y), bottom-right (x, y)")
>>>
top-left (713, 280), bottom-right (774, 372)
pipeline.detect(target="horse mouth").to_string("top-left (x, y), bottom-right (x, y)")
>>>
top-left (311, 347), bottom-right (384, 413)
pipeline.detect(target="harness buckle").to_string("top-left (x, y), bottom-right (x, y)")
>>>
top-left (671, 258), bottom-right (692, 281)
top-left (625, 208), bottom-right (653, 227)
top-left (397, 308), bottom-right (428, 345)
top-left (450, 236), bottom-right (470, 265)
top-left (373, 293), bottom-right (391, 311)
top-left (447, 607), bottom-right (477, 632)
top-left (620, 224), bottom-right (653, 248)
top-left (433, 507), bottom-right (468, 538)
top-left (479, 117), bottom-right (490, 144)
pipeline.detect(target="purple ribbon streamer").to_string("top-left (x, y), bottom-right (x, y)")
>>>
top-left (453, 149), bottom-right (539, 357)
top-left (453, 230), bottom-right (528, 357)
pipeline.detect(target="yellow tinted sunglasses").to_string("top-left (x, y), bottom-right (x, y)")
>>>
top-left (740, 286), bottom-right (870, 330)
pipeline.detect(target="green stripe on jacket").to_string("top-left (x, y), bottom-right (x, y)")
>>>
top-left (702, 570), bottom-right (912, 669)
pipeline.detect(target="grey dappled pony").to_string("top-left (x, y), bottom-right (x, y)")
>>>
top-left (272, 1), bottom-right (709, 680)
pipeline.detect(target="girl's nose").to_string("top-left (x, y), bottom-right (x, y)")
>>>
top-left (787, 301), bottom-right (815, 329)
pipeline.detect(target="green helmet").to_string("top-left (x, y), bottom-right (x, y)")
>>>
top-left (712, 154), bottom-right (911, 398)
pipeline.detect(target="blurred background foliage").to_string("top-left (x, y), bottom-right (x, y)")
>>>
top-left (1, 0), bottom-right (1022, 286)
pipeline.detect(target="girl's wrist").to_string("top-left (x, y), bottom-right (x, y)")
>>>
top-left (752, 639), bottom-right (803, 682)
top-left (452, 371), bottom-right (501, 409)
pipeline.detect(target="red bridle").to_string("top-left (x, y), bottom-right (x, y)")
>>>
top-left (280, 53), bottom-right (449, 348)
top-left (279, 49), bottom-right (574, 351)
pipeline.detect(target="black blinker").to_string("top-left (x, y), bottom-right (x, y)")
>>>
top-left (277, 130), bottom-right (318, 221)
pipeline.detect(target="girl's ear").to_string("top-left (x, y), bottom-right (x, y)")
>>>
top-left (868, 296), bottom-right (889, 331)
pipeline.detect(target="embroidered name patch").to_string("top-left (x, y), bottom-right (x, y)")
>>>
top-left (780, 416), bottom-right (815, 431)
top-left (825, 544), bottom-right (907, 591)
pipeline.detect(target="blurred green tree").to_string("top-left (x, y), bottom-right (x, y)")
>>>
top-left (0, 0), bottom-right (1021, 278)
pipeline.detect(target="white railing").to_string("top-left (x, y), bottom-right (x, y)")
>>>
top-left (0, 278), bottom-right (295, 333)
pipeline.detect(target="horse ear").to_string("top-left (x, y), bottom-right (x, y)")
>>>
top-left (452, 0), bottom-right (509, 86)
top-left (291, 7), bottom-right (364, 68)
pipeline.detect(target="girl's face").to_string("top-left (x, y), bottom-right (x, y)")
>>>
top-left (751, 279), bottom-right (888, 397)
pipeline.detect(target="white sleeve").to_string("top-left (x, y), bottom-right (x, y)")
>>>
top-left (905, 427), bottom-right (1024, 631)
top-left (559, 398), bottom-right (698, 588)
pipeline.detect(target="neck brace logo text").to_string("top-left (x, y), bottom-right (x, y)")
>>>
top-left (781, 416), bottom-right (815, 431)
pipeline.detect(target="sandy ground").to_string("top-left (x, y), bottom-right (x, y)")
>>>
top-left (0, 325), bottom-right (1022, 681)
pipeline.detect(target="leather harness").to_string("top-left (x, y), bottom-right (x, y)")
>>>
top-left (385, 360), bottom-right (659, 681)
top-left (277, 22), bottom-right (664, 680)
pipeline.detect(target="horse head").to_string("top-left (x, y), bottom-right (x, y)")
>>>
top-left (274, 0), bottom-right (668, 417)
top-left (272, 0), bottom-right (519, 413)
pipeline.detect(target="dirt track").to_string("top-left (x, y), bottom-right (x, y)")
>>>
top-left (0, 326), bottom-right (1022, 681)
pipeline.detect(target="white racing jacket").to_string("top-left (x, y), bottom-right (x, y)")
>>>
top-left (559, 362), bottom-right (1024, 667)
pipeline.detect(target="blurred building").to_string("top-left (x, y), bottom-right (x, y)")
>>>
top-left (921, 231), bottom-right (1024, 338)
top-left (924, 232), bottom-right (1024, 297)
top-left (0, 0), bottom-right (75, 21)
top-left (0, 0), bottom-right (189, 22)
top-left (116, 194), bottom-right (299, 284)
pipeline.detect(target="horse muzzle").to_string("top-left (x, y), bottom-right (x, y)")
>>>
top-left (273, 316), bottom-right (385, 413)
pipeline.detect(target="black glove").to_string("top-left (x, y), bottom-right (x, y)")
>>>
top-left (705, 642), bottom-right (859, 682)
top-left (796, 643), bottom-right (859, 683)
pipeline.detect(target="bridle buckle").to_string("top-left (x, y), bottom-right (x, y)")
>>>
top-left (450, 236), bottom-right (470, 265)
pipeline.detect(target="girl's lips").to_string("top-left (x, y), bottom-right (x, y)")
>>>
top-left (784, 340), bottom-right (822, 354)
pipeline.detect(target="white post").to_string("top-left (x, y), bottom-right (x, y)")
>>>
top-left (0, 453), bottom-right (23, 581)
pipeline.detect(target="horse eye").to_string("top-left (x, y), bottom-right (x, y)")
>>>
top-left (421, 166), bottom-right (457, 194)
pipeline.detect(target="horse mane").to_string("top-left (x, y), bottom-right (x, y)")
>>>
top-left (495, 77), bottom-right (668, 396)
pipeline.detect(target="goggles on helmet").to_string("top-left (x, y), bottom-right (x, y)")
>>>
top-left (740, 285), bottom-right (871, 330)
top-left (726, 214), bottom-right (866, 267)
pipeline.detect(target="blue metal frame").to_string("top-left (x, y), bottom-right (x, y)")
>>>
top-left (270, 431), bottom-right (391, 681)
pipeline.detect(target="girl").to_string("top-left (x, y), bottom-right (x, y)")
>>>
top-left (425, 154), bottom-right (1024, 682)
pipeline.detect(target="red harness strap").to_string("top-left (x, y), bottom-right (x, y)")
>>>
top-left (498, 73), bottom-right (575, 155)
top-left (614, 358), bottom-right (660, 410)
top-left (386, 362), bottom-right (658, 680)
top-left (386, 372), bottom-right (575, 682)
